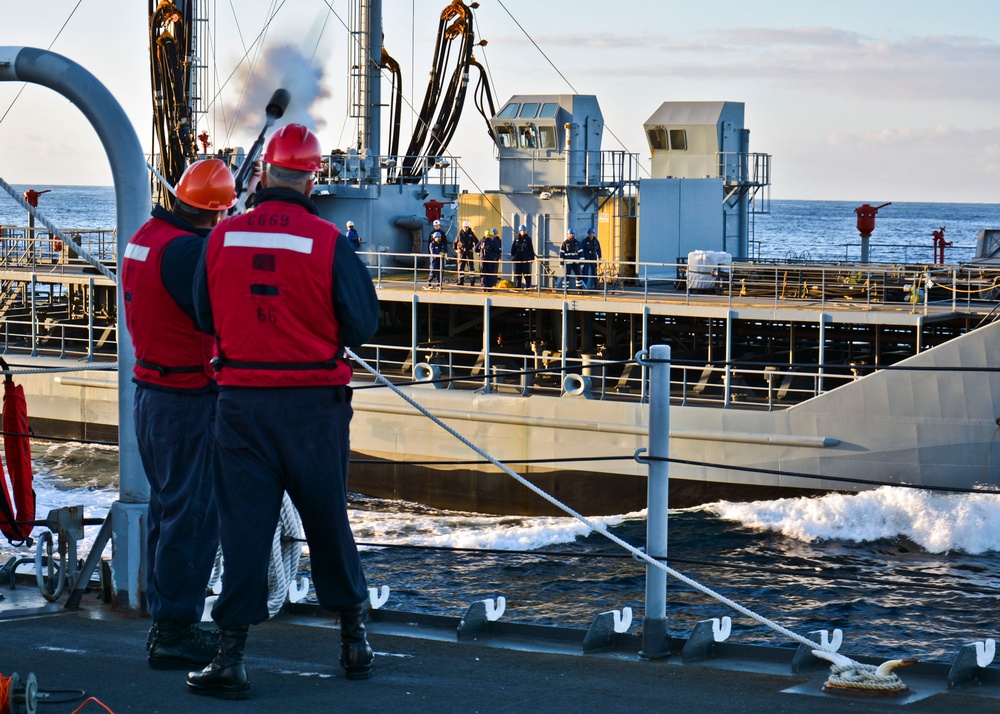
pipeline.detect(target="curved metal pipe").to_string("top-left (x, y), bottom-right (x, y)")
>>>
top-left (1, 46), bottom-right (150, 611)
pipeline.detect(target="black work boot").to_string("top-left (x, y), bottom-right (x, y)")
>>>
top-left (186, 625), bottom-right (251, 700)
top-left (148, 619), bottom-right (219, 670)
top-left (340, 605), bottom-right (373, 680)
top-left (146, 621), bottom-right (159, 652)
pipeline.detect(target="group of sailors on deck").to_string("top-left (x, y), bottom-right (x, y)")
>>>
top-left (419, 221), bottom-right (603, 291)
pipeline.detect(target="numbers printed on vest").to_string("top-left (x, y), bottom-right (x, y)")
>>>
top-left (257, 307), bottom-right (278, 324)
top-left (245, 214), bottom-right (290, 227)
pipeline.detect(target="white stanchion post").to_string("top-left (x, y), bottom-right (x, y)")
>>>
top-left (640, 344), bottom-right (670, 659)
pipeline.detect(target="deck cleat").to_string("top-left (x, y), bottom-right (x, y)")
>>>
top-left (812, 650), bottom-right (918, 697)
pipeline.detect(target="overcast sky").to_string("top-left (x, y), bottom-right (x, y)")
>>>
top-left (1, 0), bottom-right (998, 203)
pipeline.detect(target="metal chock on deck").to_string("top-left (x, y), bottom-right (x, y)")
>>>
top-left (368, 585), bottom-right (390, 610)
top-left (582, 607), bottom-right (633, 653)
top-left (948, 639), bottom-right (996, 688)
top-left (287, 576), bottom-right (311, 604)
top-left (791, 628), bottom-right (843, 673)
top-left (680, 616), bottom-right (731, 662)
top-left (456, 596), bottom-right (506, 640)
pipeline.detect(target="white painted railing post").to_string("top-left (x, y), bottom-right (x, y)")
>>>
top-left (641, 344), bottom-right (670, 659)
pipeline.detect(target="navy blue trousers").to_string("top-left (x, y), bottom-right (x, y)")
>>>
top-left (211, 387), bottom-right (367, 627)
top-left (134, 386), bottom-right (219, 623)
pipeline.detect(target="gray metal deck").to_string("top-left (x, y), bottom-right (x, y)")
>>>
top-left (1, 584), bottom-right (998, 713)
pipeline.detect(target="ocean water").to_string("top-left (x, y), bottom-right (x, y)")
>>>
top-left (0, 184), bottom-right (118, 232)
top-left (3, 188), bottom-right (1000, 665)
top-left (752, 200), bottom-right (1000, 264)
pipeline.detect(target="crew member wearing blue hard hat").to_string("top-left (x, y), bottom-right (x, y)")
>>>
top-left (559, 228), bottom-right (583, 291)
top-left (581, 227), bottom-right (602, 290)
top-left (510, 225), bottom-right (535, 289)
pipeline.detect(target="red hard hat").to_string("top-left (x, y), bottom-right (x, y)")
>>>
top-left (264, 123), bottom-right (323, 172)
top-left (175, 158), bottom-right (238, 210)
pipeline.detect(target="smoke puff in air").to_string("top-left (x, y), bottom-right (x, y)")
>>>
top-left (231, 43), bottom-right (330, 136)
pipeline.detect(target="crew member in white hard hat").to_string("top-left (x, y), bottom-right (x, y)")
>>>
top-left (427, 229), bottom-right (448, 287)
top-left (454, 220), bottom-right (479, 286)
top-left (428, 219), bottom-right (442, 251)
top-left (345, 220), bottom-right (362, 252)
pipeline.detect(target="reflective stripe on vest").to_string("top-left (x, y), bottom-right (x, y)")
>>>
top-left (206, 203), bottom-right (352, 388)
top-left (121, 217), bottom-right (211, 389)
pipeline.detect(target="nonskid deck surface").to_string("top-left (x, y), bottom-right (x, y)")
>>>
top-left (0, 587), bottom-right (997, 712)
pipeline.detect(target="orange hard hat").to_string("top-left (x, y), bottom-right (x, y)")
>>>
top-left (264, 123), bottom-right (323, 172)
top-left (175, 158), bottom-right (238, 211)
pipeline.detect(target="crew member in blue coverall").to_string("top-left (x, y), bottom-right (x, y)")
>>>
top-left (479, 228), bottom-right (502, 290)
top-left (189, 124), bottom-right (380, 700)
top-left (121, 159), bottom-right (236, 670)
top-left (558, 228), bottom-right (583, 290)
top-left (510, 225), bottom-right (535, 289)
top-left (581, 227), bottom-right (602, 290)
top-left (428, 230), bottom-right (448, 286)
top-left (345, 220), bottom-right (361, 251)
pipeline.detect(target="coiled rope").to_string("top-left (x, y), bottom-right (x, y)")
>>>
top-left (207, 493), bottom-right (303, 617)
top-left (824, 661), bottom-right (909, 692)
top-left (267, 494), bottom-right (303, 617)
top-left (0, 175), bottom-right (117, 284)
top-left (345, 347), bottom-right (824, 652)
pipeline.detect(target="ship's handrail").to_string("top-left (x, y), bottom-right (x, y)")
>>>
top-left (836, 241), bottom-right (977, 264)
top-left (362, 248), bottom-right (1000, 314)
top-left (0, 225), bottom-right (117, 272)
top-left (315, 152), bottom-right (461, 187)
top-left (352, 339), bottom-right (880, 411)
top-left (0, 242), bottom-right (997, 381)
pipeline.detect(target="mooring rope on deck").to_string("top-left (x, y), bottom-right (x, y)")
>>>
top-left (345, 346), bottom-right (825, 653)
top-left (0, 175), bottom-right (117, 284)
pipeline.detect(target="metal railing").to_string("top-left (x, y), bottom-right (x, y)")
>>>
top-left (315, 152), bottom-right (462, 187)
top-left (361, 248), bottom-right (1000, 313)
top-left (836, 242), bottom-right (977, 265)
top-left (0, 243), bottom-right (995, 398)
top-left (0, 270), bottom-right (116, 361)
top-left (0, 225), bottom-right (117, 272)
top-left (352, 338), bottom-right (877, 411)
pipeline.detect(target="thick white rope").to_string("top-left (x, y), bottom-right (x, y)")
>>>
top-left (346, 347), bottom-right (824, 652)
top-left (207, 492), bottom-right (303, 617)
top-left (0, 363), bottom-right (118, 376)
top-left (825, 662), bottom-right (908, 691)
top-left (266, 493), bottom-right (303, 617)
top-left (0, 175), bottom-right (118, 284)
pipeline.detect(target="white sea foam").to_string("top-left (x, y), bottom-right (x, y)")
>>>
top-left (349, 507), bottom-right (647, 552)
top-left (705, 486), bottom-right (1000, 555)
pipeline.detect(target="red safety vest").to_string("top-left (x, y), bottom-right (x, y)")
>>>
top-left (205, 201), bottom-right (351, 388)
top-left (122, 217), bottom-right (212, 389)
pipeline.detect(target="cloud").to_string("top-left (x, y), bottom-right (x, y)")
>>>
top-left (516, 29), bottom-right (1000, 104)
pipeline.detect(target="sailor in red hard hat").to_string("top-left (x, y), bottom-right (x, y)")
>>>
top-left (121, 158), bottom-right (237, 671)
top-left (191, 123), bottom-right (379, 700)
